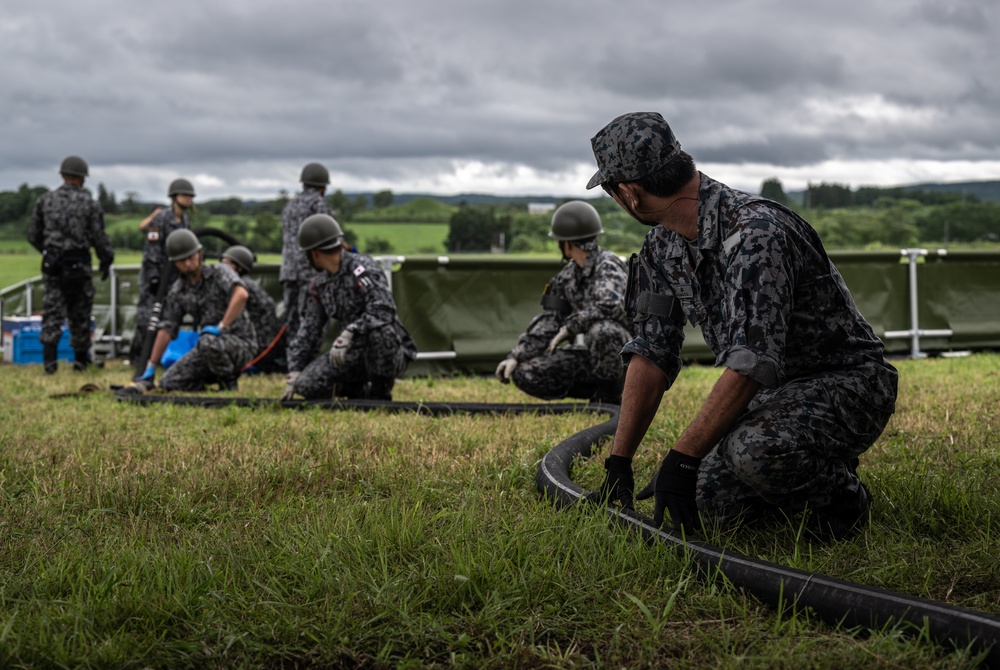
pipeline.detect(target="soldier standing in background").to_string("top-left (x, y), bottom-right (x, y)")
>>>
top-left (281, 214), bottom-right (416, 401)
top-left (495, 200), bottom-right (632, 404)
top-left (133, 230), bottom-right (256, 391)
top-left (129, 178), bottom-right (196, 362)
top-left (27, 155), bottom-right (115, 373)
top-left (220, 244), bottom-right (285, 373)
top-left (281, 163), bottom-right (335, 350)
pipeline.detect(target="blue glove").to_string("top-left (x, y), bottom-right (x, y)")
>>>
top-left (135, 362), bottom-right (155, 383)
top-left (199, 324), bottom-right (221, 338)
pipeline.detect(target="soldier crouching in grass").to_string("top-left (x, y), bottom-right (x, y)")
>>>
top-left (220, 244), bottom-right (285, 373)
top-left (132, 230), bottom-right (257, 392)
top-left (495, 200), bottom-right (632, 405)
top-left (281, 214), bottom-right (416, 402)
top-left (585, 112), bottom-right (898, 542)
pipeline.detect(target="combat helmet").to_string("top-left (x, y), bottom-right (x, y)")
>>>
top-left (168, 178), bottom-right (196, 197)
top-left (549, 200), bottom-right (604, 241)
top-left (59, 155), bottom-right (89, 177)
top-left (300, 162), bottom-right (330, 187)
top-left (299, 214), bottom-right (344, 251)
top-left (222, 245), bottom-right (255, 274)
top-left (166, 229), bottom-right (203, 261)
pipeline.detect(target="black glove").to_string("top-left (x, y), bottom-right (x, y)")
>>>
top-left (585, 455), bottom-right (634, 510)
top-left (99, 259), bottom-right (113, 281)
top-left (643, 450), bottom-right (702, 533)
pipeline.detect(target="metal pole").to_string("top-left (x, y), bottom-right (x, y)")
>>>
top-left (109, 266), bottom-right (118, 358)
top-left (906, 249), bottom-right (927, 358)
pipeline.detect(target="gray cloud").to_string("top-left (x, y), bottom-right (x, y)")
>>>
top-left (1, 0), bottom-right (998, 199)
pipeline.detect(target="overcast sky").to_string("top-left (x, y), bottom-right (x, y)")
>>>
top-left (3, 0), bottom-right (998, 202)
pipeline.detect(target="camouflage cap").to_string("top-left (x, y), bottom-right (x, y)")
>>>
top-left (586, 112), bottom-right (682, 190)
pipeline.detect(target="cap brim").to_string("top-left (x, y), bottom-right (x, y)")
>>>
top-left (585, 169), bottom-right (604, 190)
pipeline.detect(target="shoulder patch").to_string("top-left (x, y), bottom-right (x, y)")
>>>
top-left (723, 231), bottom-right (741, 255)
top-left (353, 265), bottom-right (366, 277)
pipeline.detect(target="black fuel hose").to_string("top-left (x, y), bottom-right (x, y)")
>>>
top-left (535, 408), bottom-right (1000, 666)
top-left (114, 390), bottom-right (1000, 665)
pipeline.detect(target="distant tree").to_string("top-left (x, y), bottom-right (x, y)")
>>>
top-left (97, 182), bottom-right (118, 214)
top-left (372, 190), bottom-right (394, 209)
top-left (760, 178), bottom-right (788, 204)
top-left (327, 189), bottom-right (356, 221)
top-left (365, 237), bottom-right (394, 254)
top-left (446, 204), bottom-right (511, 252)
top-left (121, 191), bottom-right (143, 215)
top-left (204, 197), bottom-right (243, 216)
top-left (250, 211), bottom-right (281, 253)
top-left (352, 194), bottom-right (369, 213)
top-left (0, 184), bottom-right (47, 224)
top-left (805, 182), bottom-right (854, 209)
top-left (914, 201), bottom-right (1000, 243)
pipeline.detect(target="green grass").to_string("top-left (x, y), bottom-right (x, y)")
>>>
top-left (0, 356), bottom-right (998, 667)
top-left (348, 222), bottom-right (449, 255)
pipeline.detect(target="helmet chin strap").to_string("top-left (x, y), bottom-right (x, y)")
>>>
top-left (625, 196), bottom-right (699, 227)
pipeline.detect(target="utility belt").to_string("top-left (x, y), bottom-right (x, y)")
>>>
top-left (42, 248), bottom-right (92, 284)
top-left (540, 283), bottom-right (572, 318)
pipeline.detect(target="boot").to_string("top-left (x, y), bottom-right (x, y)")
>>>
top-left (73, 349), bottom-right (91, 372)
top-left (367, 376), bottom-right (395, 401)
top-left (217, 377), bottom-right (239, 391)
top-left (43, 342), bottom-right (58, 375)
top-left (806, 481), bottom-right (872, 542)
top-left (335, 381), bottom-right (369, 400)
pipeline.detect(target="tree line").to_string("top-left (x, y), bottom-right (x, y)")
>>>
top-left (4, 178), bottom-right (1000, 252)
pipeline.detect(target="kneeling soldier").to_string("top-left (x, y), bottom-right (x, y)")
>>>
top-left (282, 214), bottom-right (416, 401)
top-left (495, 200), bottom-right (632, 404)
top-left (134, 230), bottom-right (257, 391)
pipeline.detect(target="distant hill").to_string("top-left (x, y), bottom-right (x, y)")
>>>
top-left (386, 193), bottom-right (572, 207)
top-left (786, 179), bottom-right (1000, 206)
top-left (901, 180), bottom-right (1000, 202)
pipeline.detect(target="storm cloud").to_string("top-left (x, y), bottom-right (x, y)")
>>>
top-left (2, 0), bottom-right (998, 201)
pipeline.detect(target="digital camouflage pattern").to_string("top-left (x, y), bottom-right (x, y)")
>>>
top-left (506, 243), bottom-right (632, 402)
top-left (624, 173), bottom-right (898, 520)
top-left (280, 188), bottom-right (334, 345)
top-left (241, 275), bottom-right (285, 372)
top-left (27, 184), bottom-right (114, 349)
top-left (132, 207), bottom-right (190, 360)
top-left (140, 207), bottom-right (190, 291)
top-left (586, 111), bottom-right (682, 190)
top-left (242, 276), bottom-right (281, 354)
top-left (288, 251), bottom-right (416, 399)
top-left (280, 188), bottom-right (332, 283)
top-left (157, 263), bottom-right (257, 390)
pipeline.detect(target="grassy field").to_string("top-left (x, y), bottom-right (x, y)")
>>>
top-left (0, 356), bottom-right (998, 667)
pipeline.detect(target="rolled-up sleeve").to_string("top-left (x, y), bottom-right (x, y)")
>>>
top-left (715, 218), bottom-right (793, 387)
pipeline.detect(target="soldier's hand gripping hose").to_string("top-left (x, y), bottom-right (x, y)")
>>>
top-left (134, 361), bottom-right (156, 385)
top-left (585, 454), bottom-right (634, 510)
top-left (328, 330), bottom-right (354, 366)
top-left (545, 326), bottom-right (572, 355)
top-left (199, 324), bottom-right (222, 338)
top-left (281, 372), bottom-right (300, 401)
top-left (495, 358), bottom-right (518, 383)
top-left (637, 450), bottom-right (702, 533)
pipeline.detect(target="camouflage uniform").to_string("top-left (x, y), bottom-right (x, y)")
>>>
top-left (242, 276), bottom-right (285, 372)
top-left (287, 252), bottom-right (416, 399)
top-left (624, 174), bottom-right (898, 522)
top-left (132, 207), bottom-right (190, 361)
top-left (157, 264), bottom-right (257, 391)
top-left (27, 184), bottom-right (114, 354)
top-left (507, 242), bottom-right (632, 402)
top-left (280, 188), bottom-right (333, 344)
